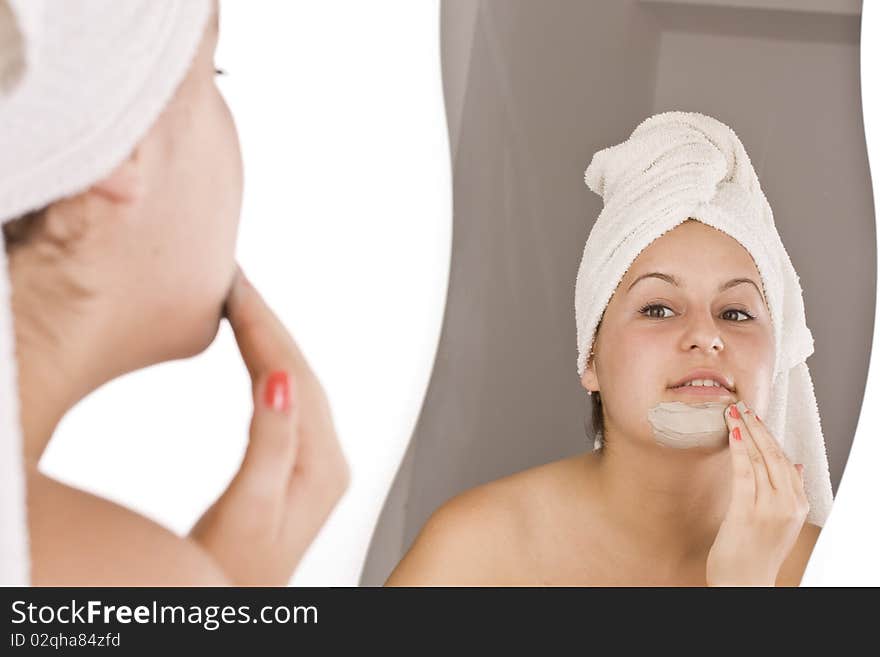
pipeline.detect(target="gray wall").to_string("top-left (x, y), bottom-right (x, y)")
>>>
top-left (360, 0), bottom-right (872, 585)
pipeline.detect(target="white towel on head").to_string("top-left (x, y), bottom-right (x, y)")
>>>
top-left (574, 111), bottom-right (834, 526)
top-left (0, 0), bottom-right (211, 585)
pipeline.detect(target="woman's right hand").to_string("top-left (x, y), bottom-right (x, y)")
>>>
top-left (189, 266), bottom-right (350, 585)
top-left (705, 400), bottom-right (809, 587)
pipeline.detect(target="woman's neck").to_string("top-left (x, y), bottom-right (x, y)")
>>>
top-left (10, 257), bottom-right (115, 470)
top-left (590, 429), bottom-right (732, 568)
top-left (14, 319), bottom-right (97, 470)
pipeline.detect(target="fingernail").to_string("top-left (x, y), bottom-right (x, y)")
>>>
top-left (756, 414), bottom-right (761, 422)
top-left (264, 370), bottom-right (292, 413)
top-left (729, 404), bottom-right (740, 420)
top-left (732, 427), bottom-right (742, 441)
top-left (735, 400), bottom-right (748, 415)
top-left (795, 463), bottom-right (804, 474)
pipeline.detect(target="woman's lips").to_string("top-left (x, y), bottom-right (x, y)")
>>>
top-left (669, 385), bottom-right (735, 400)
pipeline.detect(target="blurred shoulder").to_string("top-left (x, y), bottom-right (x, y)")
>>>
top-left (27, 471), bottom-right (230, 586)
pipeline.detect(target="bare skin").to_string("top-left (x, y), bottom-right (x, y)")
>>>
top-left (25, 269), bottom-right (349, 586)
top-left (14, 1), bottom-right (348, 586)
top-left (387, 220), bottom-right (820, 587)
top-left (385, 453), bottom-right (819, 586)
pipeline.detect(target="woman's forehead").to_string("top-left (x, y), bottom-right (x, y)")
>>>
top-left (624, 220), bottom-right (760, 285)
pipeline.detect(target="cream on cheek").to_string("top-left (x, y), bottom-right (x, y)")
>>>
top-left (647, 401), bottom-right (729, 449)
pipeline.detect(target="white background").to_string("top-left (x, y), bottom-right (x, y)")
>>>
top-left (41, 0), bottom-right (450, 586)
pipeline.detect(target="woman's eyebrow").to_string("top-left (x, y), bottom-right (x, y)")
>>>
top-left (719, 277), bottom-right (764, 298)
top-left (627, 272), bottom-right (679, 292)
top-left (627, 271), bottom-right (764, 299)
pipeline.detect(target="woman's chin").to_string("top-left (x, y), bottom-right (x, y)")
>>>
top-left (190, 314), bottom-right (223, 357)
top-left (162, 309), bottom-right (224, 361)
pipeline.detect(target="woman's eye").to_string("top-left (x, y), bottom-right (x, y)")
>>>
top-left (639, 304), bottom-right (674, 319)
top-left (722, 308), bottom-right (755, 322)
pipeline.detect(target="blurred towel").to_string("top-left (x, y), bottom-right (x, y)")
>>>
top-left (0, 0), bottom-right (211, 585)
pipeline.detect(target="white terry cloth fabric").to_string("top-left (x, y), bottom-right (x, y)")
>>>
top-left (0, 0), bottom-right (211, 585)
top-left (574, 111), bottom-right (834, 527)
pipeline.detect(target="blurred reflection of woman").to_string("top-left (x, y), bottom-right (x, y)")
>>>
top-left (0, 0), bottom-right (348, 585)
top-left (387, 111), bottom-right (834, 587)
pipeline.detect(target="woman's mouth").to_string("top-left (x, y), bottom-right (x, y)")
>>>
top-left (668, 384), bottom-right (735, 400)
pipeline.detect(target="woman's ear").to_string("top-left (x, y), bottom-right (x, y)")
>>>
top-left (90, 146), bottom-right (144, 204)
top-left (580, 351), bottom-right (599, 394)
top-left (38, 145), bottom-right (146, 248)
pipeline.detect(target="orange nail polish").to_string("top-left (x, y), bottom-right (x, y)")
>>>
top-left (732, 427), bottom-right (742, 441)
top-left (729, 404), bottom-right (740, 420)
top-left (264, 370), bottom-right (292, 413)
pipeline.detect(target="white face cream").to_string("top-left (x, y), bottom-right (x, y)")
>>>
top-left (647, 401), bottom-right (731, 449)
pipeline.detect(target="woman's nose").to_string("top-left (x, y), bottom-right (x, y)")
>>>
top-left (680, 309), bottom-right (724, 353)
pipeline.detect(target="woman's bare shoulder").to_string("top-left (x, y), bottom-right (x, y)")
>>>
top-left (27, 471), bottom-right (230, 586)
top-left (776, 522), bottom-right (822, 587)
top-left (384, 456), bottom-right (581, 586)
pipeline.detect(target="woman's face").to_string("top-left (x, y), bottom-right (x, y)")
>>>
top-left (124, 0), bottom-right (243, 359)
top-left (582, 219), bottom-right (775, 449)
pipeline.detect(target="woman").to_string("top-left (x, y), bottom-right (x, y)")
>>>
top-left (386, 112), bottom-right (834, 586)
top-left (0, 0), bottom-right (348, 585)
